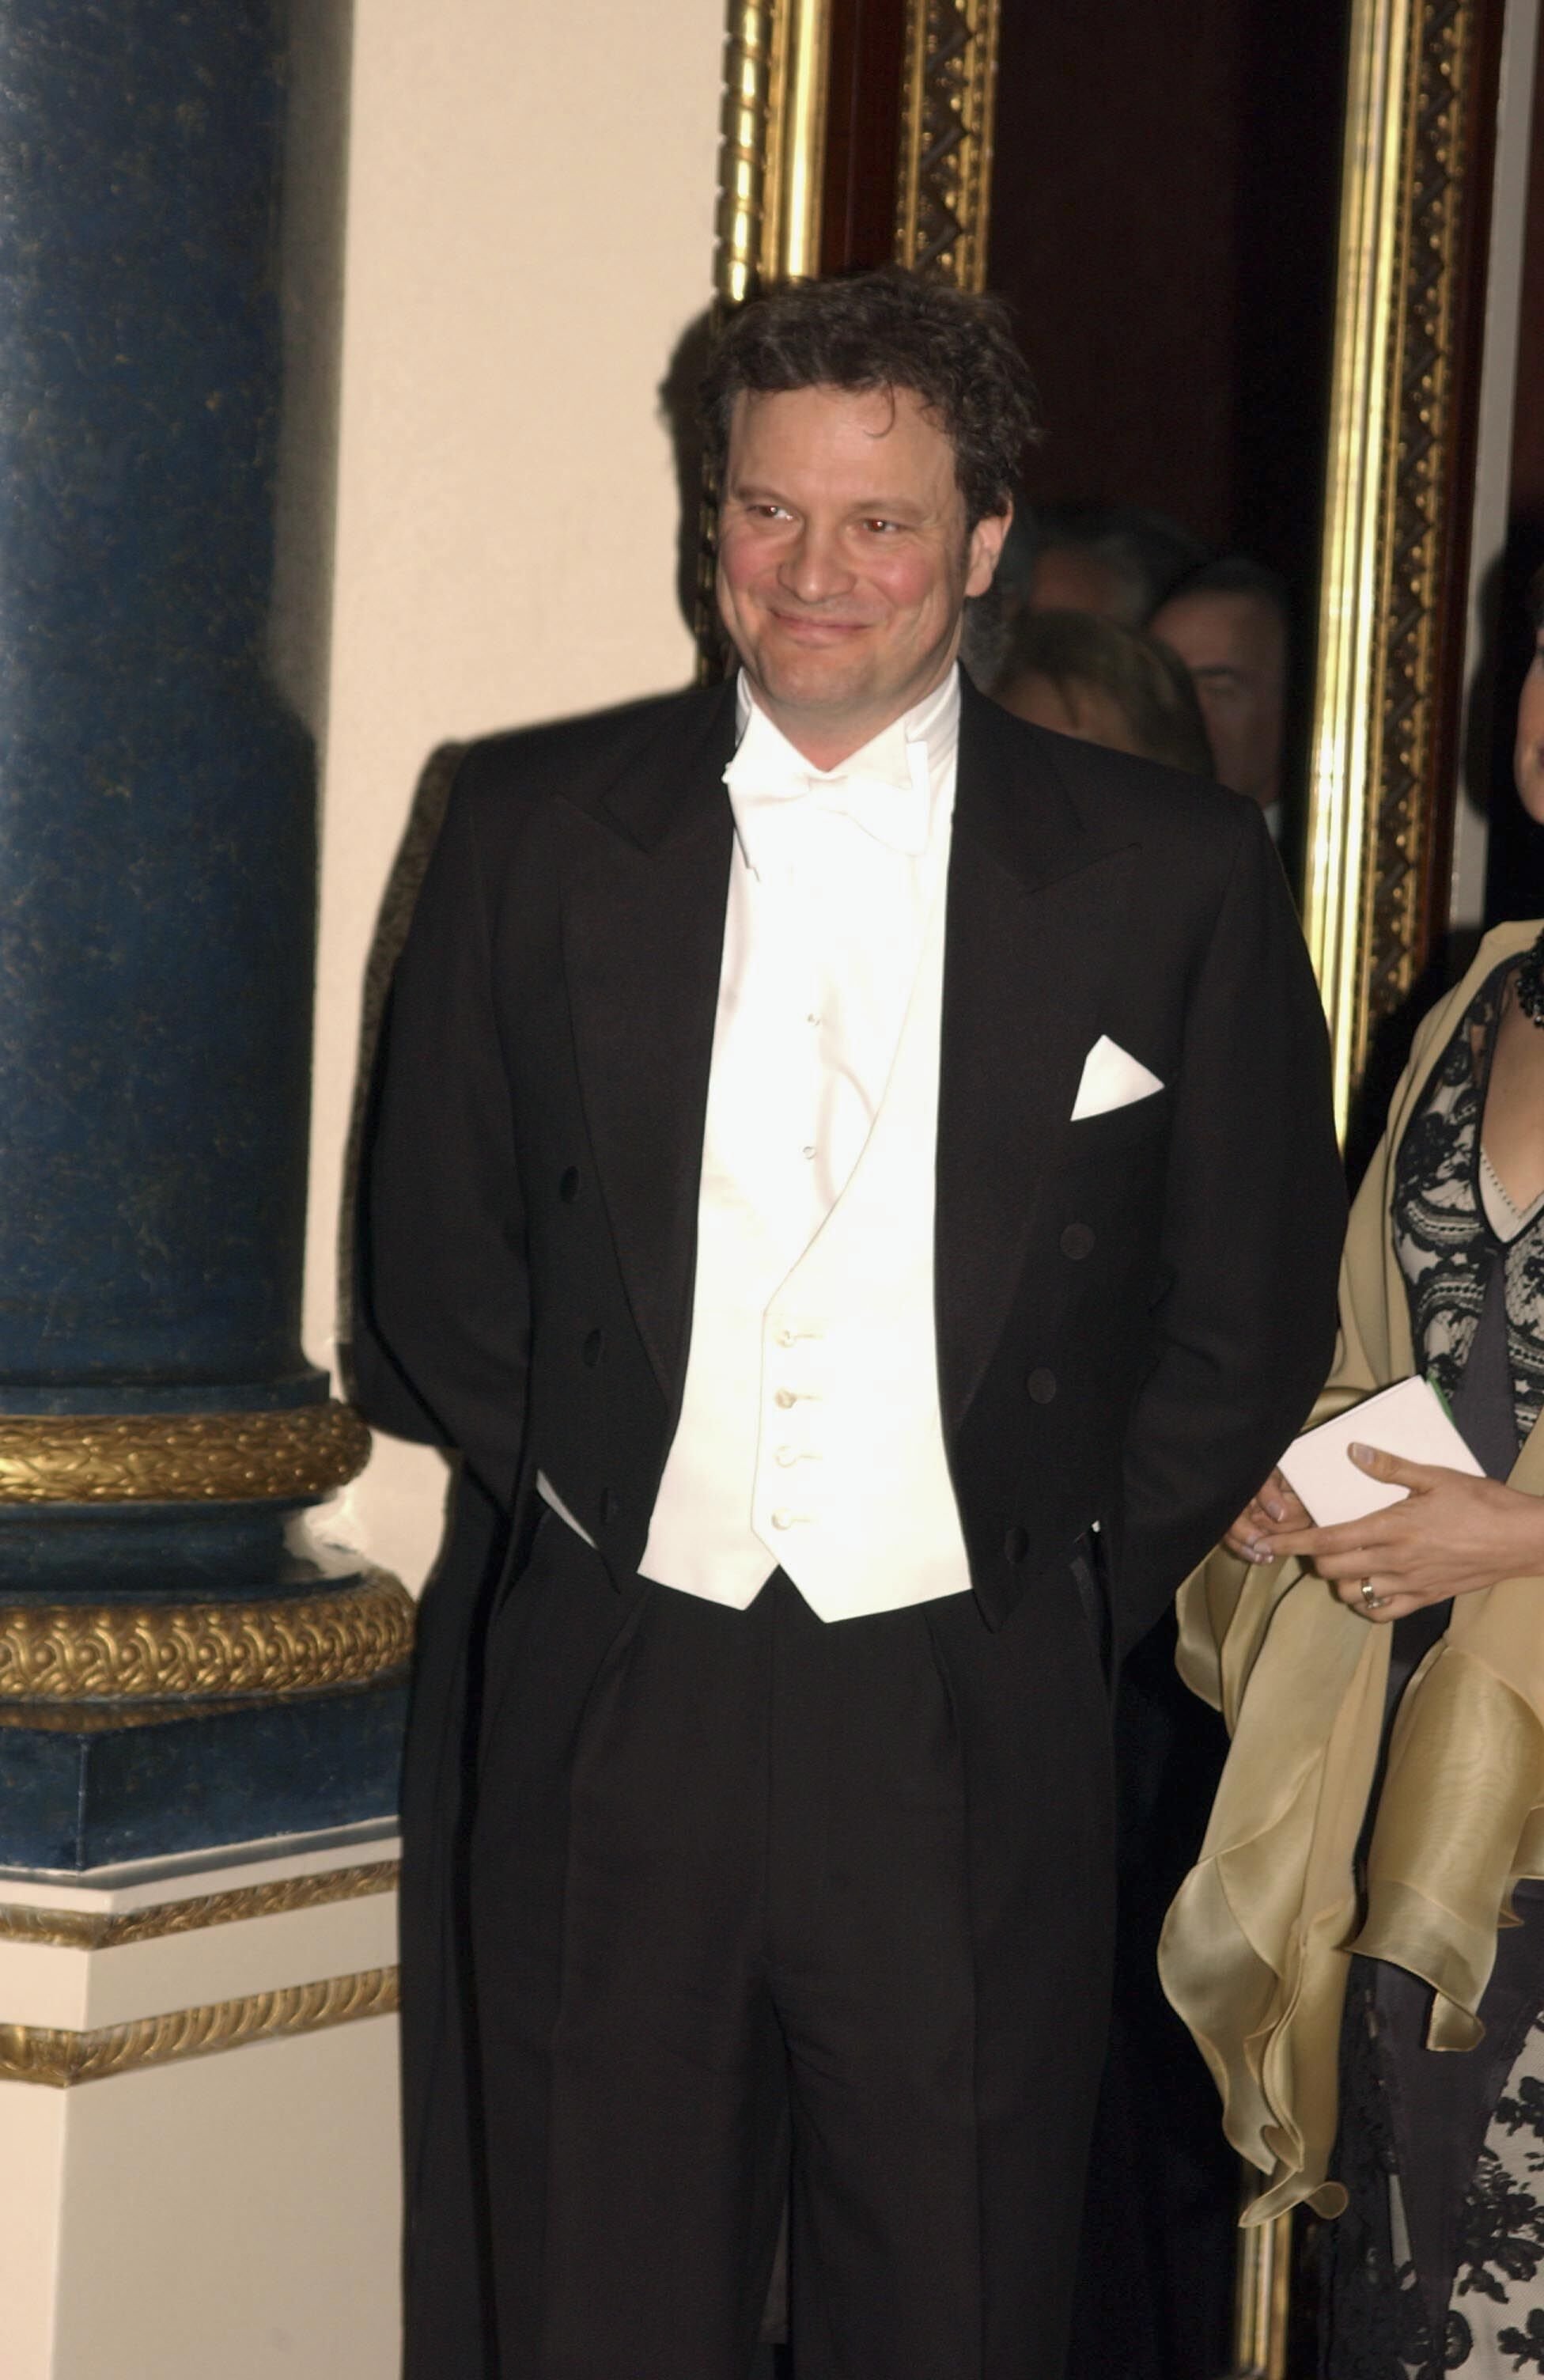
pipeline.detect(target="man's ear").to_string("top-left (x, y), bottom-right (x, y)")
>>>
top-left (965, 502), bottom-right (1012, 599)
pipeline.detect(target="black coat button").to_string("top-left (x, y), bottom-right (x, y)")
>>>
top-left (599, 1487), bottom-right (619, 1523)
top-left (1004, 1525), bottom-right (1029, 1563)
top-left (1026, 1367), bottom-right (1058, 1404)
top-left (582, 1328), bottom-right (604, 1368)
top-left (1060, 1222), bottom-right (1096, 1260)
top-left (559, 1166), bottom-right (581, 1203)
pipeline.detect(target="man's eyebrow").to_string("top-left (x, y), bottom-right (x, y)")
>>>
top-left (728, 479), bottom-right (926, 515)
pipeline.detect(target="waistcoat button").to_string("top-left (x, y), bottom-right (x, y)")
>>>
top-left (1060, 1222), bottom-right (1096, 1260)
top-left (1004, 1525), bottom-right (1029, 1563)
top-left (1026, 1367), bottom-right (1058, 1404)
top-left (599, 1487), bottom-right (619, 1523)
top-left (582, 1328), bottom-right (604, 1368)
top-left (559, 1165), bottom-right (581, 1203)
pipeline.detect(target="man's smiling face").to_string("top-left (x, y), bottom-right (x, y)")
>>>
top-left (716, 382), bottom-right (1007, 771)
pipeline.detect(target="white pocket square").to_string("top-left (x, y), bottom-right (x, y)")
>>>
top-left (1070, 1034), bottom-right (1164, 1121)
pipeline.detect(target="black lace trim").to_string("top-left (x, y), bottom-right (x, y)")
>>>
top-left (1393, 961), bottom-right (1544, 1450)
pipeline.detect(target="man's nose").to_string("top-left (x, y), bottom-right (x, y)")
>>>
top-left (778, 522), bottom-right (854, 604)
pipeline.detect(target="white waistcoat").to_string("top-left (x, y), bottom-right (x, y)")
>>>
top-left (637, 843), bottom-right (972, 1624)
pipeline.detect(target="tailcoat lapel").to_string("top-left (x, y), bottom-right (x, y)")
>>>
top-left (560, 680), bottom-right (739, 1409)
top-left (937, 682), bottom-right (1139, 1432)
top-left (560, 676), bottom-right (1137, 1438)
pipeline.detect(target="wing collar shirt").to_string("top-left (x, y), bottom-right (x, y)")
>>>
top-left (710, 662), bottom-right (959, 1242)
top-left (633, 661), bottom-right (967, 1609)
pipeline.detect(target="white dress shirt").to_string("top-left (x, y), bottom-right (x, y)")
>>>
top-left (629, 664), bottom-right (973, 1616)
top-left (697, 665), bottom-right (958, 1267)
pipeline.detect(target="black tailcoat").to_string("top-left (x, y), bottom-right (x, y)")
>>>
top-left (356, 673), bottom-right (1345, 2373)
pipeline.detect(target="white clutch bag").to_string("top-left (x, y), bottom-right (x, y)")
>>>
top-left (1278, 1374), bottom-right (1483, 1525)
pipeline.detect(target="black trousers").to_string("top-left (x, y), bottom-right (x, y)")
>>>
top-left (468, 1513), bottom-right (1116, 2378)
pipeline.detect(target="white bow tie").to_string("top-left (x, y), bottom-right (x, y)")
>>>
top-left (725, 756), bottom-right (932, 870)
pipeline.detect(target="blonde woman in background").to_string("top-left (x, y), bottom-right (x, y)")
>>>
top-left (993, 604), bottom-right (1215, 776)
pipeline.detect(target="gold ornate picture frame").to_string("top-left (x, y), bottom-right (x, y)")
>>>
top-left (891, 0), bottom-right (1000, 289)
top-left (1304, 0), bottom-right (1500, 1138)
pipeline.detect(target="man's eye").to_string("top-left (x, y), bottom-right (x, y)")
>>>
top-left (863, 518), bottom-right (900, 534)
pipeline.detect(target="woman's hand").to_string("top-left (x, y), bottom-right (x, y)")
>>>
top-left (1251, 1442), bottom-right (1544, 1621)
top-left (1223, 1469), bottom-right (1311, 1560)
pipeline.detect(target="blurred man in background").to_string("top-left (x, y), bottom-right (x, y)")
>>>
top-left (1009, 502), bottom-right (1210, 627)
top-left (1152, 556), bottom-right (1290, 837)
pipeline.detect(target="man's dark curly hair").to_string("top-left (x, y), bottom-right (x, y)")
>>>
top-left (699, 269), bottom-right (1040, 530)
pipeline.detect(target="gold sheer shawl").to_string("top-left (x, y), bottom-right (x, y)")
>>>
top-left (1160, 918), bottom-right (1544, 2223)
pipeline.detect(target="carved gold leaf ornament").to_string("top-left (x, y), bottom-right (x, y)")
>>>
top-left (0, 1965), bottom-right (400, 2088)
top-left (894, 0), bottom-right (1000, 291)
top-left (0, 1860), bottom-right (399, 1950)
top-left (1363, 4), bottom-right (1473, 1028)
top-left (0, 1571), bottom-right (414, 1701)
top-left (0, 1400), bottom-right (371, 1505)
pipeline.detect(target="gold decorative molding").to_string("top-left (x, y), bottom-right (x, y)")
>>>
top-left (0, 1400), bottom-right (371, 1506)
top-left (0, 1859), bottom-right (399, 1950)
top-left (0, 1965), bottom-right (399, 2088)
top-left (894, 0), bottom-right (1001, 290)
top-left (763, 0), bottom-right (831, 282)
top-left (715, 0), bottom-right (831, 303)
top-left (0, 1571), bottom-right (413, 1702)
top-left (703, 0), bottom-right (834, 670)
top-left (1229, 2192), bottom-right (1293, 2380)
top-left (1302, 0), bottom-right (1483, 1135)
top-left (716, 0), bottom-right (772, 303)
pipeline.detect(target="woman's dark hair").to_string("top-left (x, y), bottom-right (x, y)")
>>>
top-left (996, 608), bottom-right (1216, 777)
top-left (698, 269), bottom-right (1040, 530)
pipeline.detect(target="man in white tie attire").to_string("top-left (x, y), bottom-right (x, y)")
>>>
top-left (359, 268), bottom-right (1346, 2380)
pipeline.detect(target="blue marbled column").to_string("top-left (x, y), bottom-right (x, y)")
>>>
top-left (0, 0), bottom-right (407, 1865)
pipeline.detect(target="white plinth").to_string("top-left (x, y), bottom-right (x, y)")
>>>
top-left (0, 1820), bottom-right (403, 2380)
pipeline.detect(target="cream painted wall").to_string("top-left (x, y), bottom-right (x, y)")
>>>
top-left (48, 2024), bottom-right (402, 2380)
top-left (306, 0), bottom-right (727, 1588)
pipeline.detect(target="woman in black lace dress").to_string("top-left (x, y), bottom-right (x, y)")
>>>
top-left (1164, 574), bottom-right (1544, 2378)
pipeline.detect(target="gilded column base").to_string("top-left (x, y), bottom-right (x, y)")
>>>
top-left (0, 1838), bottom-right (401, 2087)
top-left (0, 1400), bottom-right (413, 1867)
top-left (0, 1836), bottom-right (404, 2374)
top-left (0, 1570), bottom-right (412, 1703)
top-left (0, 1676), bottom-right (410, 1870)
top-left (0, 1400), bottom-right (370, 1506)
